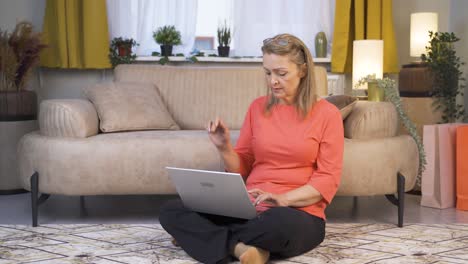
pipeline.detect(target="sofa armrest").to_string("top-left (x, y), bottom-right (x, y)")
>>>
top-left (344, 101), bottom-right (398, 139)
top-left (338, 135), bottom-right (418, 196)
top-left (39, 99), bottom-right (99, 138)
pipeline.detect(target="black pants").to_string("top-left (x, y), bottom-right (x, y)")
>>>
top-left (159, 199), bottom-right (325, 264)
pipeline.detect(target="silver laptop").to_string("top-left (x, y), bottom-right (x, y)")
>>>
top-left (166, 167), bottom-right (257, 219)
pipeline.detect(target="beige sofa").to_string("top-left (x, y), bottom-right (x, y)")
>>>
top-left (17, 65), bottom-right (418, 227)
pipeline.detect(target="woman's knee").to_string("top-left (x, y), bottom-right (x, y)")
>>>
top-left (259, 207), bottom-right (325, 257)
top-left (282, 221), bottom-right (325, 257)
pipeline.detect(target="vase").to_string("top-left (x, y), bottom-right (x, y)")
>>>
top-left (0, 90), bottom-right (37, 121)
top-left (218, 46), bottom-right (230, 57)
top-left (315, 32), bottom-right (327, 58)
top-left (160, 45), bottom-right (173, 57)
top-left (118, 45), bottom-right (131, 57)
top-left (367, 82), bottom-right (385, 102)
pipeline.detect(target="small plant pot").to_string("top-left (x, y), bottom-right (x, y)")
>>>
top-left (160, 45), bottom-right (173, 57)
top-left (118, 45), bottom-right (131, 57)
top-left (218, 46), bottom-right (230, 57)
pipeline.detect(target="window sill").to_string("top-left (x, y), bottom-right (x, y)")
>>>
top-left (136, 56), bottom-right (331, 63)
top-left (133, 56), bottom-right (343, 94)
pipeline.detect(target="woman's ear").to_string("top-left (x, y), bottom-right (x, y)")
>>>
top-left (299, 63), bottom-right (307, 78)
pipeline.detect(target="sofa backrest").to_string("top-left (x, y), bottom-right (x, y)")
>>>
top-left (114, 65), bottom-right (328, 130)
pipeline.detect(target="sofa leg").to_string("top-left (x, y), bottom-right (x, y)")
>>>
top-left (351, 196), bottom-right (358, 218)
top-left (80, 196), bottom-right (88, 216)
top-left (30, 172), bottom-right (50, 227)
top-left (385, 173), bottom-right (405, 227)
top-left (397, 173), bottom-right (405, 227)
top-left (31, 172), bottom-right (38, 227)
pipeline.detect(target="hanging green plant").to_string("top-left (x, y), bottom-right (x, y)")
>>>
top-left (421, 31), bottom-right (466, 123)
top-left (356, 75), bottom-right (427, 185)
top-left (109, 37), bottom-right (139, 68)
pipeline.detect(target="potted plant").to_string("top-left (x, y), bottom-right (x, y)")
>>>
top-left (356, 75), bottom-right (427, 186)
top-left (109, 37), bottom-right (138, 68)
top-left (1, 21), bottom-right (46, 194)
top-left (421, 31), bottom-right (465, 123)
top-left (1, 21), bottom-right (46, 121)
top-left (217, 21), bottom-right (231, 57)
top-left (153, 25), bottom-right (182, 57)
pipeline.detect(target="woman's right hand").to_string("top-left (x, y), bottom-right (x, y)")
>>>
top-left (207, 117), bottom-right (231, 151)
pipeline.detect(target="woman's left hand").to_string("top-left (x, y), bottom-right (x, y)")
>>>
top-left (248, 188), bottom-right (289, 207)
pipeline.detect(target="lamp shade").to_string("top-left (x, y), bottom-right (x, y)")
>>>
top-left (410, 12), bottom-right (438, 57)
top-left (352, 40), bottom-right (383, 89)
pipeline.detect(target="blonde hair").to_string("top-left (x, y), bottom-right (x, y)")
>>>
top-left (261, 33), bottom-right (317, 118)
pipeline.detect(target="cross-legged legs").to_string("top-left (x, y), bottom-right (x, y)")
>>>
top-left (159, 199), bottom-right (325, 264)
top-left (159, 199), bottom-right (244, 263)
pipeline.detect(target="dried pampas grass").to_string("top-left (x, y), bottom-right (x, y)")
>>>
top-left (0, 21), bottom-right (46, 92)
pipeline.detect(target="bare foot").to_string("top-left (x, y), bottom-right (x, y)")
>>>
top-left (239, 246), bottom-right (270, 264)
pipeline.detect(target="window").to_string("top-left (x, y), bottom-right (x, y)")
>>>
top-left (194, 0), bottom-right (233, 54)
top-left (107, 0), bottom-right (334, 57)
top-left (232, 0), bottom-right (335, 57)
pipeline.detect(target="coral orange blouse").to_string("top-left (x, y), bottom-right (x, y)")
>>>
top-left (234, 96), bottom-right (344, 220)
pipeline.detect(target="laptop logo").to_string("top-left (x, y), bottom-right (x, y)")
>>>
top-left (200, 182), bottom-right (214, 188)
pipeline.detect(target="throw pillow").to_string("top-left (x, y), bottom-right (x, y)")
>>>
top-left (84, 82), bottom-right (180, 132)
top-left (324, 95), bottom-right (358, 120)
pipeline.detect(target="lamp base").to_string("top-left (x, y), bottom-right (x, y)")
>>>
top-left (398, 62), bottom-right (434, 97)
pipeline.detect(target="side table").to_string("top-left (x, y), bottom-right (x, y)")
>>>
top-left (0, 120), bottom-right (38, 194)
top-left (399, 97), bottom-right (442, 140)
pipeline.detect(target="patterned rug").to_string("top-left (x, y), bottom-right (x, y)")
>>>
top-left (1, 223), bottom-right (468, 263)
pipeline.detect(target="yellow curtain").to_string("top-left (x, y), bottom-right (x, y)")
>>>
top-left (331, 0), bottom-right (399, 73)
top-left (40, 0), bottom-right (111, 69)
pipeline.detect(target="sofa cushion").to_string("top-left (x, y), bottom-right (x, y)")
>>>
top-left (39, 99), bottom-right (99, 138)
top-left (344, 101), bottom-right (398, 139)
top-left (84, 82), bottom-right (180, 132)
top-left (324, 95), bottom-right (358, 120)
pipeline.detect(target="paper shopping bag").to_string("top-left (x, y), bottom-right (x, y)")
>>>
top-left (421, 124), bottom-right (465, 209)
top-left (457, 126), bottom-right (468, 211)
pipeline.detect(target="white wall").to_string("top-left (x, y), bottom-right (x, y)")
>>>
top-left (0, 0), bottom-right (45, 31)
top-left (37, 69), bottom-right (113, 100)
top-left (450, 0), bottom-right (468, 112)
